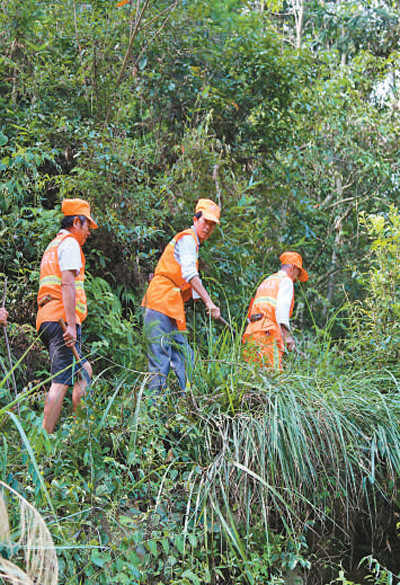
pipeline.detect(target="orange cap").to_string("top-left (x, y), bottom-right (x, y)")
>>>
top-left (195, 199), bottom-right (220, 224)
top-left (279, 251), bottom-right (308, 282)
top-left (61, 198), bottom-right (98, 229)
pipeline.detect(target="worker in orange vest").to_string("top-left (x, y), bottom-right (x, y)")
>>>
top-left (242, 252), bottom-right (309, 370)
top-left (37, 199), bottom-right (98, 433)
top-left (0, 308), bottom-right (8, 326)
top-left (142, 199), bottom-right (221, 393)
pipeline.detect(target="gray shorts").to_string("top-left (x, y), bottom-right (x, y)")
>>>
top-left (39, 322), bottom-right (87, 386)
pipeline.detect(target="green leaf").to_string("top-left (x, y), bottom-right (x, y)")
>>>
top-left (148, 540), bottom-right (158, 557)
top-left (188, 533), bottom-right (197, 548)
top-left (182, 569), bottom-right (201, 584)
top-left (174, 535), bottom-right (184, 554)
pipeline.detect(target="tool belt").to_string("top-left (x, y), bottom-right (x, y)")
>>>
top-left (247, 312), bottom-right (264, 325)
top-left (38, 294), bottom-right (53, 308)
top-left (249, 313), bottom-right (264, 322)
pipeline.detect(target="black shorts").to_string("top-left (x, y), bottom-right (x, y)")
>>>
top-left (39, 322), bottom-right (87, 386)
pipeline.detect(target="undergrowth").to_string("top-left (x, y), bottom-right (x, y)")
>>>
top-left (2, 210), bottom-right (400, 583)
top-left (1, 322), bottom-right (400, 584)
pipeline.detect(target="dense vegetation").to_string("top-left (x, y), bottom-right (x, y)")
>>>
top-left (1, 0), bottom-right (400, 583)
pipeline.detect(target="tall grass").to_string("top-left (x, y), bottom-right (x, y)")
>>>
top-left (167, 320), bottom-right (400, 581)
top-left (2, 315), bottom-right (400, 583)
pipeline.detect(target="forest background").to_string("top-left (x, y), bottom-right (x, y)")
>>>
top-left (1, 0), bottom-right (400, 583)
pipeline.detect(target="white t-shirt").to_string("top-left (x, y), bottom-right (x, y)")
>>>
top-left (58, 230), bottom-right (82, 276)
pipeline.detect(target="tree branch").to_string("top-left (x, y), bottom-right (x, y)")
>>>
top-left (105, 0), bottom-right (151, 124)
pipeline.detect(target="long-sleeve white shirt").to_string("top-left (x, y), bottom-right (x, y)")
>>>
top-left (174, 227), bottom-right (201, 299)
top-left (275, 270), bottom-right (294, 330)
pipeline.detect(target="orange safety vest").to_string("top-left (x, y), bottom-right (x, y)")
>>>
top-left (36, 231), bottom-right (87, 331)
top-left (141, 228), bottom-right (199, 331)
top-left (242, 272), bottom-right (294, 350)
